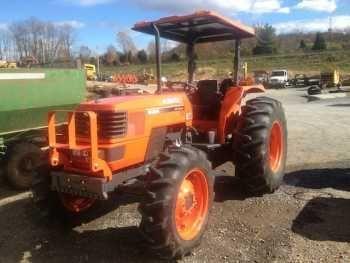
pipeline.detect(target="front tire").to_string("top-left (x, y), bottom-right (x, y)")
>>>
top-left (234, 97), bottom-right (287, 194)
top-left (139, 146), bottom-right (214, 259)
top-left (32, 165), bottom-right (96, 221)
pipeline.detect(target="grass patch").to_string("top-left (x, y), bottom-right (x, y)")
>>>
top-left (101, 50), bottom-right (350, 80)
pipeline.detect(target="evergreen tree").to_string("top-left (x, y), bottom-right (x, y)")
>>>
top-left (105, 45), bottom-right (118, 65)
top-left (118, 52), bottom-right (127, 63)
top-left (170, 52), bottom-right (180, 62)
top-left (127, 50), bottom-right (133, 63)
top-left (253, 24), bottom-right (277, 55)
top-left (299, 39), bottom-right (307, 49)
top-left (312, 32), bottom-right (327, 51)
top-left (137, 49), bottom-right (148, 63)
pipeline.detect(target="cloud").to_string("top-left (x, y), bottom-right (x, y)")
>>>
top-left (277, 7), bottom-right (291, 14)
top-left (274, 15), bottom-right (350, 34)
top-left (251, 0), bottom-right (290, 14)
top-left (55, 20), bottom-right (85, 29)
top-left (131, 0), bottom-right (290, 14)
top-left (295, 0), bottom-right (337, 13)
top-left (0, 23), bottom-right (7, 30)
top-left (61, 0), bottom-right (114, 7)
top-left (97, 21), bottom-right (119, 29)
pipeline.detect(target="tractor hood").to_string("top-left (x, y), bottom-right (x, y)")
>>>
top-left (78, 93), bottom-right (191, 113)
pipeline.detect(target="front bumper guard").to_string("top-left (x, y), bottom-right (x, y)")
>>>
top-left (51, 172), bottom-right (109, 200)
top-left (51, 165), bottom-right (148, 200)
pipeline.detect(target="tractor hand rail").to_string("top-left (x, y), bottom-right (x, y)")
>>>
top-left (48, 110), bottom-right (112, 181)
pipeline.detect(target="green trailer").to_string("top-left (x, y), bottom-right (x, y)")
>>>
top-left (0, 69), bottom-right (85, 189)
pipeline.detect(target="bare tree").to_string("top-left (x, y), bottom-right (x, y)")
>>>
top-left (6, 18), bottom-right (76, 65)
top-left (161, 39), bottom-right (172, 53)
top-left (79, 45), bottom-right (91, 62)
top-left (117, 31), bottom-right (137, 55)
top-left (44, 22), bottom-right (62, 64)
top-left (147, 40), bottom-right (155, 61)
top-left (9, 21), bottom-right (28, 59)
top-left (147, 40), bottom-right (174, 56)
top-left (59, 24), bottom-right (76, 59)
top-left (105, 45), bottom-right (118, 65)
top-left (0, 29), bottom-right (16, 59)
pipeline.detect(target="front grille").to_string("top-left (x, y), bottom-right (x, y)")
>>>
top-left (76, 111), bottom-right (127, 139)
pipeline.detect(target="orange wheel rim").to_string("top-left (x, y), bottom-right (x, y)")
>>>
top-left (175, 169), bottom-right (209, 241)
top-left (60, 194), bottom-right (95, 213)
top-left (269, 121), bottom-right (283, 172)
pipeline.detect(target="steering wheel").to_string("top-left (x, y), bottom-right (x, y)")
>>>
top-left (168, 81), bottom-right (197, 92)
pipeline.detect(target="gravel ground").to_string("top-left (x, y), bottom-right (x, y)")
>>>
top-left (0, 88), bottom-right (349, 263)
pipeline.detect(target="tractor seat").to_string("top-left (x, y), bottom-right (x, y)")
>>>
top-left (219, 78), bottom-right (235, 96)
top-left (192, 80), bottom-right (221, 120)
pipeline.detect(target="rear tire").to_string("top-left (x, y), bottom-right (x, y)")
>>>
top-left (6, 142), bottom-right (42, 190)
top-left (139, 145), bottom-right (214, 259)
top-left (234, 97), bottom-right (287, 194)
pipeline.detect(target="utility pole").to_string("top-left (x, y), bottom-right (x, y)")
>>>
top-left (328, 15), bottom-right (333, 41)
top-left (96, 46), bottom-right (100, 80)
top-left (97, 54), bottom-right (100, 78)
top-left (234, 39), bottom-right (241, 85)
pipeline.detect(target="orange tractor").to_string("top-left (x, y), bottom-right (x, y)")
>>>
top-left (33, 11), bottom-right (287, 259)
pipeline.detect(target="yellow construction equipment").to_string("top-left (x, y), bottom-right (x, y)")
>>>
top-left (0, 60), bottom-right (17, 69)
top-left (320, 70), bottom-right (341, 87)
top-left (84, 64), bottom-right (97, 80)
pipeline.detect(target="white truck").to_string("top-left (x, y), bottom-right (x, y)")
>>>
top-left (269, 70), bottom-right (289, 89)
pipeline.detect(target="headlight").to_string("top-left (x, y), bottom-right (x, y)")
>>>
top-left (71, 149), bottom-right (90, 158)
top-left (71, 150), bottom-right (91, 163)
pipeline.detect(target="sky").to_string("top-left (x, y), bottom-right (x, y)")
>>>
top-left (0, 0), bottom-right (349, 53)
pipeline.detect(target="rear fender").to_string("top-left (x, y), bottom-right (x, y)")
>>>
top-left (241, 84), bottom-right (265, 95)
top-left (218, 85), bottom-right (265, 143)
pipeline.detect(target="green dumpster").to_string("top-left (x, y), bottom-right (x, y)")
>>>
top-left (0, 69), bottom-right (86, 189)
